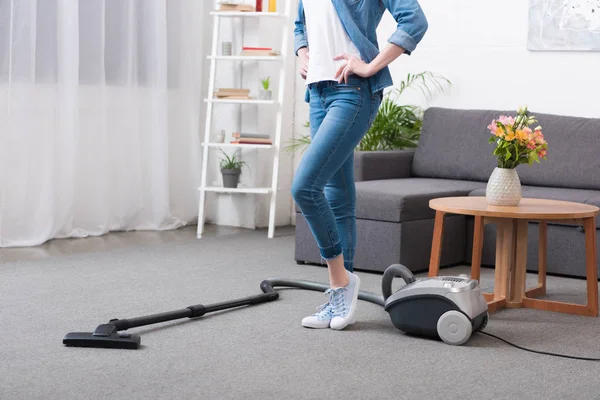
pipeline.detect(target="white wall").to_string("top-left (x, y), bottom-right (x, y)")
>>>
top-left (200, 0), bottom-right (296, 230)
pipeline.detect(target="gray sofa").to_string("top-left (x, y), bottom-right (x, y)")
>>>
top-left (294, 107), bottom-right (600, 279)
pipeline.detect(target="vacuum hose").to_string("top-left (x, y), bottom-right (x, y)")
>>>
top-left (261, 278), bottom-right (385, 307)
top-left (381, 264), bottom-right (416, 301)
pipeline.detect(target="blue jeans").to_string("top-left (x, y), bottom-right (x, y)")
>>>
top-left (291, 76), bottom-right (382, 272)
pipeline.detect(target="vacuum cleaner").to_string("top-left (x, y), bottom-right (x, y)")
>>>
top-left (63, 264), bottom-right (488, 349)
top-left (382, 264), bottom-right (488, 345)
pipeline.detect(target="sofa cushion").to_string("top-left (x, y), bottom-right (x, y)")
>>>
top-left (354, 178), bottom-right (485, 223)
top-left (469, 186), bottom-right (600, 228)
top-left (354, 150), bottom-right (414, 182)
top-left (411, 108), bottom-right (506, 182)
top-left (514, 112), bottom-right (600, 190)
top-left (412, 107), bottom-right (600, 190)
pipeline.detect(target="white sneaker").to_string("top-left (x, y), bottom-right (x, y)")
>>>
top-left (330, 272), bottom-right (361, 331)
top-left (301, 292), bottom-right (334, 329)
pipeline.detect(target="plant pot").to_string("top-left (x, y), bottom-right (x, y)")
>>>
top-left (485, 167), bottom-right (522, 206)
top-left (259, 90), bottom-right (272, 100)
top-left (221, 168), bottom-right (241, 188)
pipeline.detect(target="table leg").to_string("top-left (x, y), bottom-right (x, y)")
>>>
top-left (508, 219), bottom-right (528, 306)
top-left (525, 221), bottom-right (547, 298)
top-left (493, 219), bottom-right (513, 303)
top-left (428, 210), bottom-right (445, 277)
top-left (509, 220), bottom-right (518, 300)
top-left (470, 216), bottom-right (484, 281)
top-left (584, 217), bottom-right (598, 316)
top-left (521, 217), bottom-right (598, 317)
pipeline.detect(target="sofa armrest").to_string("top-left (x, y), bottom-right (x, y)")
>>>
top-left (354, 150), bottom-right (414, 182)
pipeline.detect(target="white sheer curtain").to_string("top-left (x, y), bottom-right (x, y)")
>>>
top-left (0, 0), bottom-right (203, 247)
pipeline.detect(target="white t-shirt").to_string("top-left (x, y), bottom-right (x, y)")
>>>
top-left (302, 0), bottom-right (362, 85)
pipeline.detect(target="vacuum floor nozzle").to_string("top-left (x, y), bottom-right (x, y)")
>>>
top-left (63, 331), bottom-right (141, 349)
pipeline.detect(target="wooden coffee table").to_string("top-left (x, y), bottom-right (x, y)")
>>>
top-left (428, 197), bottom-right (599, 317)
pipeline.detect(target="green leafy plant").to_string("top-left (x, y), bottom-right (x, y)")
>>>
top-left (284, 121), bottom-right (311, 154)
top-left (358, 97), bottom-right (421, 151)
top-left (283, 71), bottom-right (451, 153)
top-left (261, 77), bottom-right (270, 91)
top-left (219, 149), bottom-right (247, 171)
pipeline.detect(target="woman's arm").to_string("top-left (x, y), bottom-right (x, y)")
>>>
top-left (335, 0), bottom-right (428, 83)
top-left (294, 0), bottom-right (310, 79)
top-left (334, 43), bottom-right (405, 83)
top-left (383, 0), bottom-right (428, 56)
top-left (293, 0), bottom-right (308, 56)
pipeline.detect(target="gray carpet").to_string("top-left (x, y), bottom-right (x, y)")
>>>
top-left (2, 227), bottom-right (600, 400)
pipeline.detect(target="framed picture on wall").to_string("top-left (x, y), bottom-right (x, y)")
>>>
top-left (528, 0), bottom-right (600, 51)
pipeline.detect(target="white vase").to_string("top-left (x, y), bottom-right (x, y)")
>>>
top-left (485, 167), bottom-right (522, 206)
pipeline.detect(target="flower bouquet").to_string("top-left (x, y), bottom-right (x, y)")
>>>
top-left (485, 106), bottom-right (548, 206)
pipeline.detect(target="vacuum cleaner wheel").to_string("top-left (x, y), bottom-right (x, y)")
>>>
top-left (437, 310), bottom-right (472, 346)
top-left (478, 312), bottom-right (489, 332)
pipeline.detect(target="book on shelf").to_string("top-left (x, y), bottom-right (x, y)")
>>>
top-left (240, 47), bottom-right (280, 57)
top-left (233, 132), bottom-right (270, 139)
top-left (214, 88), bottom-right (251, 99)
top-left (218, 2), bottom-right (255, 12)
top-left (231, 132), bottom-right (272, 145)
top-left (231, 138), bottom-right (272, 145)
top-left (220, 88), bottom-right (250, 92)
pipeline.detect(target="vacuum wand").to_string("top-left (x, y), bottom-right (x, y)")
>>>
top-left (63, 290), bottom-right (280, 349)
top-left (63, 279), bottom-right (384, 350)
top-left (111, 291), bottom-right (279, 331)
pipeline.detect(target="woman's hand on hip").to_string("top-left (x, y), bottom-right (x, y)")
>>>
top-left (334, 54), bottom-right (375, 83)
top-left (298, 47), bottom-right (309, 80)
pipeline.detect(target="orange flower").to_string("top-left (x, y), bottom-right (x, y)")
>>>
top-left (504, 128), bottom-right (516, 141)
top-left (516, 129), bottom-right (529, 142)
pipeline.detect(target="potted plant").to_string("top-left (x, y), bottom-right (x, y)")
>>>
top-left (219, 149), bottom-right (247, 188)
top-left (485, 106), bottom-right (548, 206)
top-left (259, 77), bottom-right (271, 100)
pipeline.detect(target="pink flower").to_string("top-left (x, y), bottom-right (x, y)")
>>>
top-left (487, 120), bottom-right (498, 134)
top-left (523, 127), bottom-right (532, 134)
top-left (527, 140), bottom-right (537, 150)
top-left (498, 115), bottom-right (515, 127)
top-left (538, 149), bottom-right (547, 159)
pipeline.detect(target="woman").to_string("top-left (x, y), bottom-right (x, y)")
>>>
top-left (291, 0), bottom-right (428, 330)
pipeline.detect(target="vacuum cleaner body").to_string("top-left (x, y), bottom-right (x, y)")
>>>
top-left (383, 270), bottom-right (488, 345)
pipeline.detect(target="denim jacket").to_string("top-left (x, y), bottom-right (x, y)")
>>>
top-left (294, 0), bottom-right (428, 102)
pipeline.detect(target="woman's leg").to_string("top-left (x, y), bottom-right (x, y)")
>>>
top-left (324, 153), bottom-right (356, 274)
top-left (292, 78), bottom-right (380, 329)
top-left (292, 84), bottom-right (366, 272)
top-left (301, 84), bottom-right (352, 289)
top-left (325, 88), bottom-right (381, 275)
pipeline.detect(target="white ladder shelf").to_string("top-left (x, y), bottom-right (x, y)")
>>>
top-left (197, 1), bottom-right (292, 239)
